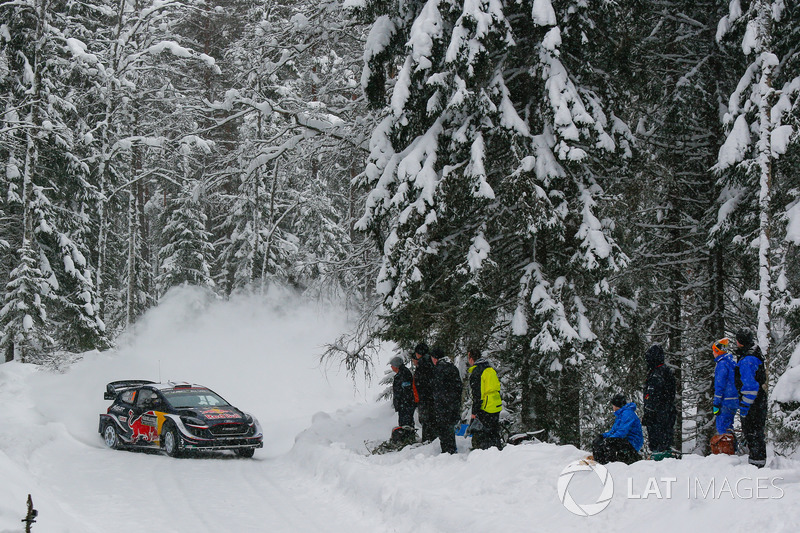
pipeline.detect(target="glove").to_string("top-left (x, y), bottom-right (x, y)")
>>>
top-left (712, 406), bottom-right (719, 415)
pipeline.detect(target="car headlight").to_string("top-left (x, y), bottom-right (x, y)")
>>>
top-left (180, 417), bottom-right (209, 434)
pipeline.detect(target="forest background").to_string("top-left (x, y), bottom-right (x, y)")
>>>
top-left (2, 0), bottom-right (800, 456)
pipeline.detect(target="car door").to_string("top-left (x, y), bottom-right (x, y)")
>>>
top-left (108, 388), bottom-right (137, 441)
top-left (128, 388), bottom-right (162, 445)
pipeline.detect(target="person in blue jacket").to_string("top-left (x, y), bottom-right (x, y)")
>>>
top-left (712, 338), bottom-right (738, 435)
top-left (591, 394), bottom-right (643, 465)
top-left (733, 328), bottom-right (767, 468)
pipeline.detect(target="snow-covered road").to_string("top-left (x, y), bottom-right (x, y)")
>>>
top-left (18, 434), bottom-right (386, 532)
top-left (0, 288), bottom-right (388, 532)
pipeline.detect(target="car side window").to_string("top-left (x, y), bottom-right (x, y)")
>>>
top-left (136, 389), bottom-right (156, 408)
top-left (120, 390), bottom-right (136, 404)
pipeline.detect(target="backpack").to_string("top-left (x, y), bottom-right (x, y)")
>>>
top-left (710, 433), bottom-right (736, 455)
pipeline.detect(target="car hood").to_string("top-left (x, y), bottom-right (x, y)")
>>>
top-left (180, 407), bottom-right (246, 425)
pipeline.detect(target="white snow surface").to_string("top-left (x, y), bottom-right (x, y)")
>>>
top-left (2, 285), bottom-right (800, 532)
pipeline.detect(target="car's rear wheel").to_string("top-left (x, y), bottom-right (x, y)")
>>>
top-left (235, 448), bottom-right (255, 458)
top-left (103, 422), bottom-right (120, 449)
top-left (162, 423), bottom-right (183, 458)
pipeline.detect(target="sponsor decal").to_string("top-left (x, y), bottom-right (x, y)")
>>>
top-left (201, 408), bottom-right (240, 420)
top-left (142, 414), bottom-right (158, 428)
top-left (128, 409), bottom-right (155, 442)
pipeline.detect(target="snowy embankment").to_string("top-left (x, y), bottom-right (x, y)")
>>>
top-left (1, 286), bottom-right (799, 532)
top-left (291, 403), bottom-right (800, 533)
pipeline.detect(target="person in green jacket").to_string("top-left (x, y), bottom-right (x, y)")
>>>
top-left (467, 348), bottom-right (503, 450)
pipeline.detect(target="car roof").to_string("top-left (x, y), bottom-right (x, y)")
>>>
top-left (147, 382), bottom-right (209, 391)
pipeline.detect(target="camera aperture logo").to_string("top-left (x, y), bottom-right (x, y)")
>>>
top-left (557, 460), bottom-right (614, 517)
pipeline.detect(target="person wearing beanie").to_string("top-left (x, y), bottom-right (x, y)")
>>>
top-left (430, 347), bottom-right (463, 454)
top-left (411, 342), bottom-right (436, 442)
top-left (641, 343), bottom-right (677, 460)
top-left (733, 328), bottom-right (767, 468)
top-left (591, 394), bottom-right (643, 465)
top-left (389, 356), bottom-right (416, 429)
top-left (467, 348), bottom-right (503, 450)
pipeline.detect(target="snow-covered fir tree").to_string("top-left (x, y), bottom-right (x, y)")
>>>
top-left (350, 0), bottom-right (632, 443)
top-left (157, 181), bottom-right (216, 294)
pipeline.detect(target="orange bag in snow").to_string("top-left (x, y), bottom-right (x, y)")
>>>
top-left (710, 433), bottom-right (735, 455)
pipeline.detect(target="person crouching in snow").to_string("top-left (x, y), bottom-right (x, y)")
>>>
top-left (710, 338), bottom-right (738, 454)
top-left (591, 394), bottom-right (643, 465)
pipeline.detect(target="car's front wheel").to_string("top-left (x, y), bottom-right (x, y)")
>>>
top-left (162, 423), bottom-right (183, 458)
top-left (103, 422), bottom-right (120, 449)
top-left (235, 448), bottom-right (255, 458)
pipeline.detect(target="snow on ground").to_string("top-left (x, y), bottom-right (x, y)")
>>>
top-left (1, 285), bottom-right (800, 532)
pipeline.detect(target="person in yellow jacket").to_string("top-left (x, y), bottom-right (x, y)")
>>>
top-left (467, 348), bottom-right (503, 449)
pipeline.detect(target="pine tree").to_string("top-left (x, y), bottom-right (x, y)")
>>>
top-left (157, 182), bottom-right (216, 293)
top-left (351, 0), bottom-right (631, 444)
top-left (0, 243), bottom-right (53, 362)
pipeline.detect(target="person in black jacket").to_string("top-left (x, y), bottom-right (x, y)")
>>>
top-left (430, 347), bottom-right (462, 454)
top-left (389, 356), bottom-right (415, 428)
top-left (733, 328), bottom-right (768, 468)
top-left (412, 343), bottom-right (435, 442)
top-left (641, 344), bottom-right (676, 459)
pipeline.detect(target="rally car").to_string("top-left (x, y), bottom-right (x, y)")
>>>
top-left (99, 380), bottom-right (263, 458)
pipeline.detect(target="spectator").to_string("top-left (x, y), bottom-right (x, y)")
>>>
top-left (592, 394), bottom-right (643, 465)
top-left (466, 348), bottom-right (502, 450)
top-left (642, 343), bottom-right (676, 460)
top-left (430, 347), bottom-right (462, 454)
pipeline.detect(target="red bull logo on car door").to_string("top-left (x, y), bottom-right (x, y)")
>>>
top-left (127, 410), bottom-right (167, 443)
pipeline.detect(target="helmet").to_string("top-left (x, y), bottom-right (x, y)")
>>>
top-left (712, 338), bottom-right (730, 357)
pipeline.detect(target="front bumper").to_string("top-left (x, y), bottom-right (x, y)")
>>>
top-left (181, 437), bottom-right (264, 451)
top-left (173, 416), bottom-right (264, 450)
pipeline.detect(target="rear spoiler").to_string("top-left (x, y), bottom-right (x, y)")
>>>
top-left (104, 380), bottom-right (155, 400)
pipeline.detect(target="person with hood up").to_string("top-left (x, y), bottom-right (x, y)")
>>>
top-left (733, 328), bottom-right (767, 468)
top-left (389, 356), bottom-right (416, 428)
top-left (412, 343), bottom-right (435, 442)
top-left (430, 347), bottom-right (462, 454)
top-left (642, 343), bottom-right (676, 460)
top-left (591, 394), bottom-right (643, 465)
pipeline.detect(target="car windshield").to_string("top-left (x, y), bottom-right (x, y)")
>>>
top-left (162, 388), bottom-right (229, 409)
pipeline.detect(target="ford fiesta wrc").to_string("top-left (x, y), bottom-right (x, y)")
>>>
top-left (99, 380), bottom-right (263, 458)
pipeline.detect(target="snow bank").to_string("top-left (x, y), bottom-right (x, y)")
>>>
top-left (288, 403), bottom-right (800, 533)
